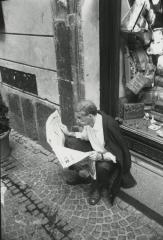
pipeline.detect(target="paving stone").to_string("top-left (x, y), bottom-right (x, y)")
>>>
top-left (127, 231), bottom-right (136, 240)
top-left (110, 230), bottom-right (118, 237)
top-left (80, 199), bottom-right (87, 205)
top-left (126, 215), bottom-right (137, 223)
top-left (118, 228), bottom-right (126, 235)
top-left (97, 211), bottom-right (104, 218)
top-left (74, 226), bottom-right (83, 234)
top-left (26, 204), bottom-right (36, 211)
top-left (111, 221), bottom-right (121, 229)
top-left (102, 223), bottom-right (111, 232)
top-left (76, 205), bottom-right (83, 211)
top-left (26, 191), bottom-right (33, 198)
top-left (96, 217), bottom-right (104, 224)
top-left (78, 218), bottom-right (88, 227)
top-left (88, 218), bottom-right (97, 224)
top-left (92, 230), bottom-right (101, 239)
top-left (131, 220), bottom-right (143, 228)
top-left (73, 235), bottom-right (83, 240)
top-left (33, 209), bottom-right (40, 216)
top-left (104, 216), bottom-right (112, 223)
top-left (97, 206), bottom-right (106, 211)
top-left (86, 224), bottom-right (95, 232)
top-left (86, 235), bottom-right (97, 240)
top-left (101, 231), bottom-right (109, 239)
top-left (113, 213), bottom-right (121, 221)
top-left (134, 228), bottom-right (142, 235)
top-left (83, 205), bottom-right (89, 210)
top-left (89, 211), bottom-right (97, 218)
top-left (94, 224), bottom-right (102, 232)
top-left (119, 219), bottom-right (129, 227)
top-left (141, 225), bottom-right (154, 235)
top-left (74, 210), bottom-right (82, 216)
top-left (103, 209), bottom-right (112, 217)
top-left (136, 235), bottom-right (148, 240)
top-left (83, 224), bottom-right (95, 236)
top-left (118, 236), bottom-right (127, 240)
top-left (64, 210), bottom-right (73, 218)
top-left (126, 226), bottom-right (133, 232)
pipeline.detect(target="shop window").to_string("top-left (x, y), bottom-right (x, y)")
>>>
top-left (119, 0), bottom-right (163, 163)
top-left (99, 0), bottom-right (163, 164)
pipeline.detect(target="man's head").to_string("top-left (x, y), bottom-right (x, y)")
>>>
top-left (75, 100), bottom-right (97, 127)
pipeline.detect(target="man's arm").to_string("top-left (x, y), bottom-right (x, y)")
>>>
top-left (60, 124), bottom-right (76, 137)
top-left (88, 151), bottom-right (116, 163)
top-left (103, 152), bottom-right (116, 163)
top-left (60, 124), bottom-right (88, 140)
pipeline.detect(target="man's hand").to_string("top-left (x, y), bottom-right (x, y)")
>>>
top-left (60, 124), bottom-right (71, 136)
top-left (60, 124), bottom-right (75, 137)
top-left (88, 151), bottom-right (102, 161)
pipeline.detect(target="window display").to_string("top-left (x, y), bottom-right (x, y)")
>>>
top-left (120, 0), bottom-right (163, 145)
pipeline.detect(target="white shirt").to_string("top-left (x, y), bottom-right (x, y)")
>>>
top-left (75, 114), bottom-right (116, 163)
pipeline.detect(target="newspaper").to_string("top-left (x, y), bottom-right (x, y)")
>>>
top-left (46, 111), bottom-right (96, 178)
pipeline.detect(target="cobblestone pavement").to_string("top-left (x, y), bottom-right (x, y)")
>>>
top-left (1, 130), bottom-right (163, 240)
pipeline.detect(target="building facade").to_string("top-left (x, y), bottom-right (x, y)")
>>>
top-left (0, 0), bottom-right (163, 221)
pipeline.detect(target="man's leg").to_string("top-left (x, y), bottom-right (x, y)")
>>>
top-left (88, 161), bottom-right (120, 205)
top-left (64, 136), bottom-right (93, 184)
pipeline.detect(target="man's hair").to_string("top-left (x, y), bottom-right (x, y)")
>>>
top-left (76, 100), bottom-right (97, 116)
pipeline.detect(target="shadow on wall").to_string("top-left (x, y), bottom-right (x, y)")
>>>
top-left (0, 0), bottom-right (6, 41)
top-left (0, 1), bottom-right (5, 30)
top-left (0, 93), bottom-right (9, 133)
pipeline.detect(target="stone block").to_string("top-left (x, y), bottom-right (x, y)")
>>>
top-left (1, 0), bottom-right (54, 35)
top-left (54, 21), bottom-right (72, 80)
top-left (7, 93), bottom-right (25, 134)
top-left (21, 97), bottom-right (38, 141)
top-left (58, 80), bottom-right (74, 127)
top-left (0, 35), bottom-right (56, 70)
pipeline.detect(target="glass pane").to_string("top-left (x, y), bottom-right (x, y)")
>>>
top-left (119, 0), bottom-right (163, 144)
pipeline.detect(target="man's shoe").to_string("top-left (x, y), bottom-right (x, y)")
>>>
top-left (88, 188), bottom-right (101, 205)
top-left (66, 175), bottom-right (92, 185)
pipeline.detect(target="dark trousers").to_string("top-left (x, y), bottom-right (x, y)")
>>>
top-left (65, 136), bottom-right (121, 198)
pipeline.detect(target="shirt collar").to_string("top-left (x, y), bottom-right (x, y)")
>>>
top-left (93, 113), bottom-right (102, 131)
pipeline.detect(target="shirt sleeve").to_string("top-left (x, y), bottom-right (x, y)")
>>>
top-left (103, 152), bottom-right (116, 163)
top-left (75, 126), bottom-right (89, 141)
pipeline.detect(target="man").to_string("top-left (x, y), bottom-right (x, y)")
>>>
top-left (61, 100), bottom-right (136, 205)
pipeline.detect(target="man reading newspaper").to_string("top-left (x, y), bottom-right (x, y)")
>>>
top-left (46, 100), bottom-right (136, 205)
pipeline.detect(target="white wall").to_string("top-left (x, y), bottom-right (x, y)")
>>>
top-left (81, 0), bottom-right (100, 108)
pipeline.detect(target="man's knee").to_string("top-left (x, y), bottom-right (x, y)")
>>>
top-left (96, 161), bottom-right (116, 174)
top-left (96, 161), bottom-right (119, 185)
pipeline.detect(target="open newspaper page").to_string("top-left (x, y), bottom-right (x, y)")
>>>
top-left (46, 111), bottom-right (96, 179)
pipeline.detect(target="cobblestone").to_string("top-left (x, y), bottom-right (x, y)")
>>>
top-left (1, 130), bottom-right (163, 240)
